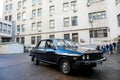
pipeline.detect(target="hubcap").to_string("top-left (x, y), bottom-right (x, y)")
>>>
top-left (33, 57), bottom-right (37, 64)
top-left (62, 61), bottom-right (70, 74)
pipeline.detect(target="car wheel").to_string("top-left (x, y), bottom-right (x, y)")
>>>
top-left (60, 59), bottom-right (71, 75)
top-left (33, 56), bottom-right (39, 65)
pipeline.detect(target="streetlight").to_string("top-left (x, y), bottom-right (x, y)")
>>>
top-left (89, 18), bottom-right (94, 44)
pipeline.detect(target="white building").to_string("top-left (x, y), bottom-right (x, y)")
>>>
top-left (0, 18), bottom-right (13, 43)
top-left (3, 0), bottom-right (120, 47)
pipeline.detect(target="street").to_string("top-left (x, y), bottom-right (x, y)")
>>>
top-left (0, 53), bottom-right (120, 80)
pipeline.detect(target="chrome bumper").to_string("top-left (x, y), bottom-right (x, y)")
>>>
top-left (75, 57), bottom-right (107, 65)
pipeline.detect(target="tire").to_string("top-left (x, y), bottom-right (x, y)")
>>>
top-left (33, 56), bottom-right (39, 65)
top-left (59, 59), bottom-right (72, 75)
top-left (31, 56), bottom-right (34, 61)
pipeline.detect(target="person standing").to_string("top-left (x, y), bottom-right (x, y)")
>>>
top-left (109, 43), bottom-right (113, 54)
top-left (106, 44), bottom-right (109, 52)
top-left (112, 42), bottom-right (117, 50)
top-left (117, 39), bottom-right (120, 54)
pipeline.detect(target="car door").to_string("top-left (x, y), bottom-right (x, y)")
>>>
top-left (44, 40), bottom-right (57, 64)
top-left (34, 40), bottom-right (46, 60)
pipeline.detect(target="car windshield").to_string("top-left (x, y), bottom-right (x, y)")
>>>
top-left (54, 39), bottom-right (80, 48)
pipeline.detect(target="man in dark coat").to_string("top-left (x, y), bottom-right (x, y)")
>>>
top-left (109, 43), bottom-right (113, 54)
top-left (112, 42), bottom-right (116, 50)
top-left (117, 39), bottom-right (120, 54)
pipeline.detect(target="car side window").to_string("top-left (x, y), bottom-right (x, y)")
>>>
top-left (46, 40), bottom-right (54, 49)
top-left (38, 40), bottom-right (46, 48)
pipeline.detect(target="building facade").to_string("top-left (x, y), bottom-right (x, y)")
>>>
top-left (0, 18), bottom-right (13, 43)
top-left (3, 0), bottom-right (120, 47)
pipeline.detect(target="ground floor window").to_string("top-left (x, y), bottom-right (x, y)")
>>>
top-left (64, 34), bottom-right (70, 40)
top-left (37, 36), bottom-right (41, 44)
top-left (90, 28), bottom-right (108, 38)
top-left (21, 37), bottom-right (25, 44)
top-left (49, 35), bottom-right (54, 38)
top-left (31, 36), bottom-right (36, 44)
top-left (72, 33), bottom-right (78, 42)
top-left (16, 37), bottom-right (20, 43)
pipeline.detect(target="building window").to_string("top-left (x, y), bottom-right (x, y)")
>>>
top-left (49, 20), bottom-right (55, 28)
top-left (21, 37), bottom-right (25, 44)
top-left (6, 5), bottom-right (9, 11)
top-left (90, 28), bottom-right (108, 38)
top-left (23, 0), bottom-right (26, 8)
top-left (89, 11), bottom-right (106, 20)
top-left (17, 25), bottom-right (20, 33)
top-left (49, 35), bottom-right (54, 38)
top-left (9, 15), bottom-right (12, 21)
top-left (37, 22), bottom-right (41, 30)
top-left (37, 8), bottom-right (42, 17)
top-left (3, 24), bottom-right (7, 33)
top-left (37, 36), bottom-right (41, 43)
top-left (0, 23), bottom-right (2, 32)
top-left (16, 38), bottom-right (20, 43)
top-left (88, 0), bottom-right (104, 3)
top-left (64, 17), bottom-right (69, 27)
top-left (72, 33), bottom-right (78, 43)
top-left (21, 24), bottom-right (25, 32)
top-left (17, 13), bottom-right (21, 20)
top-left (116, 0), bottom-right (120, 4)
top-left (64, 34), bottom-right (70, 40)
top-left (63, 3), bottom-right (69, 12)
top-left (71, 16), bottom-right (78, 26)
top-left (32, 0), bottom-right (37, 5)
top-left (31, 36), bottom-right (36, 44)
top-left (10, 4), bottom-right (12, 10)
top-left (8, 25), bottom-right (11, 34)
top-left (49, 6), bottom-right (54, 16)
top-left (71, 1), bottom-right (77, 12)
top-left (22, 12), bottom-right (26, 20)
top-left (32, 9), bottom-right (36, 18)
top-left (5, 16), bottom-right (8, 20)
top-left (18, 2), bottom-right (22, 9)
top-left (117, 14), bottom-right (120, 26)
top-left (38, 0), bottom-right (42, 4)
top-left (49, 0), bottom-right (53, 2)
top-left (32, 23), bottom-right (36, 30)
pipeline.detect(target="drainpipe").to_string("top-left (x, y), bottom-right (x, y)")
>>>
top-left (10, 21), bottom-right (16, 42)
top-left (0, 36), bottom-right (1, 44)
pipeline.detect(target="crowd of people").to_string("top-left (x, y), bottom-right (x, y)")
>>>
top-left (96, 39), bottom-right (120, 54)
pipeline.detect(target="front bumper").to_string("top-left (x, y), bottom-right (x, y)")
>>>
top-left (72, 57), bottom-right (107, 69)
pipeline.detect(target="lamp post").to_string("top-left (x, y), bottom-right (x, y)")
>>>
top-left (89, 19), bottom-right (94, 44)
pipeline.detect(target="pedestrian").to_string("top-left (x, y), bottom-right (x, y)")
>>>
top-left (108, 43), bottom-right (113, 54)
top-left (96, 45), bottom-right (100, 51)
top-left (106, 44), bottom-right (109, 53)
top-left (102, 45), bottom-right (106, 53)
top-left (112, 42), bottom-right (117, 50)
top-left (117, 39), bottom-right (120, 54)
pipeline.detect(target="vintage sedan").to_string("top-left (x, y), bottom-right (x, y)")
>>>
top-left (30, 39), bottom-right (106, 74)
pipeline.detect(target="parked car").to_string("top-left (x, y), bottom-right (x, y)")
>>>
top-left (30, 39), bottom-right (106, 74)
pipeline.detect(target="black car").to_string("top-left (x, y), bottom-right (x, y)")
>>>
top-left (30, 39), bottom-right (106, 74)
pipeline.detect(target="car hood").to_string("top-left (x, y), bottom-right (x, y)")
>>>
top-left (66, 46), bottom-right (101, 54)
top-left (56, 46), bottom-right (102, 56)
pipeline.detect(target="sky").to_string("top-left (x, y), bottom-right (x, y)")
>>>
top-left (0, 0), bottom-right (3, 18)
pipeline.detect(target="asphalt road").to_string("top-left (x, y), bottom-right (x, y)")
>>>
top-left (0, 53), bottom-right (120, 80)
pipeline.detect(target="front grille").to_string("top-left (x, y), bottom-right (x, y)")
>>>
top-left (82, 53), bottom-right (103, 60)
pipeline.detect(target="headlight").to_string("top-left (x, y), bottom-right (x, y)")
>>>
top-left (82, 55), bottom-right (85, 60)
top-left (86, 55), bottom-right (89, 60)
